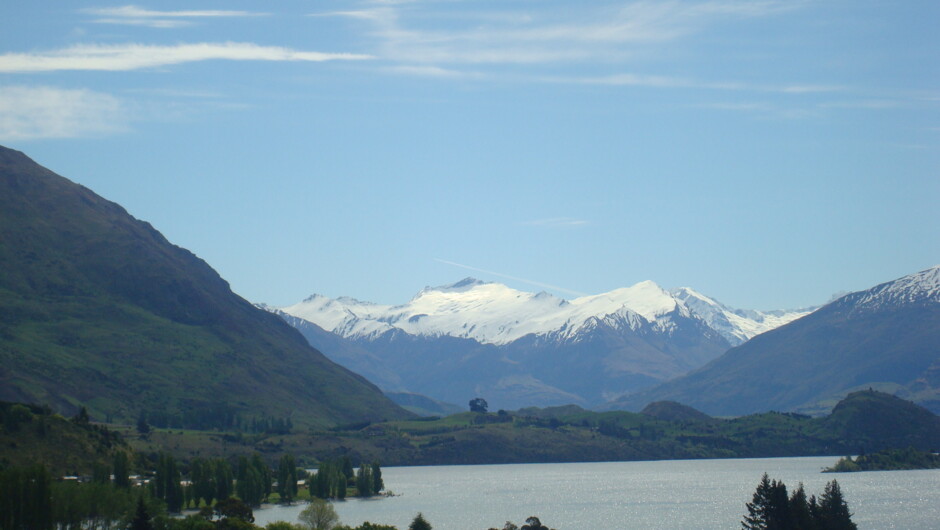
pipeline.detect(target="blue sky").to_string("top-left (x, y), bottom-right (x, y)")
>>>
top-left (1, 1), bottom-right (937, 310)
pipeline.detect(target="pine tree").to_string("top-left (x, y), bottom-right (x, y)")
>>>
top-left (742, 473), bottom-right (791, 529)
top-left (788, 483), bottom-right (815, 530)
top-left (409, 512), bottom-right (432, 530)
top-left (130, 495), bottom-right (154, 530)
top-left (816, 480), bottom-right (857, 530)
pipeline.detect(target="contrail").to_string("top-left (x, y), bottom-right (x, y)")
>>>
top-left (434, 258), bottom-right (587, 298)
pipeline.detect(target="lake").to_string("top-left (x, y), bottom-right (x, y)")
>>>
top-left (253, 456), bottom-right (940, 529)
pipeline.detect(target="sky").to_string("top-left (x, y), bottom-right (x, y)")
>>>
top-left (1, 1), bottom-right (937, 311)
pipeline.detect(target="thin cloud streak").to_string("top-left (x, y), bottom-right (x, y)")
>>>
top-left (325, 1), bottom-right (801, 65)
top-left (0, 43), bottom-right (373, 73)
top-left (553, 73), bottom-right (842, 94)
top-left (383, 65), bottom-right (486, 79)
top-left (82, 5), bottom-right (266, 28)
top-left (0, 85), bottom-right (127, 140)
top-left (435, 259), bottom-right (587, 297)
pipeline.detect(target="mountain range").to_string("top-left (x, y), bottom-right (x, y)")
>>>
top-left (0, 145), bottom-right (410, 428)
top-left (611, 265), bottom-right (940, 415)
top-left (275, 278), bottom-right (814, 410)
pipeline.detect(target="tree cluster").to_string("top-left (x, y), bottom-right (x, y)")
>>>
top-left (743, 473), bottom-right (856, 529)
top-left (825, 447), bottom-right (940, 472)
top-left (153, 452), bottom-right (184, 513)
top-left (238, 454), bottom-right (272, 507)
top-left (488, 516), bottom-right (555, 530)
top-left (189, 457), bottom-right (235, 508)
top-left (136, 406), bottom-right (293, 434)
top-left (308, 457), bottom-right (384, 500)
top-left (0, 463), bottom-right (165, 530)
top-left (278, 454), bottom-right (299, 504)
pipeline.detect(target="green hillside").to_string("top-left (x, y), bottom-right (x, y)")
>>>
top-left (114, 390), bottom-right (940, 467)
top-left (0, 146), bottom-right (410, 428)
top-left (0, 402), bottom-right (129, 476)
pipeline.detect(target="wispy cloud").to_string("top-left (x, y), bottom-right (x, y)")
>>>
top-left (0, 86), bottom-right (127, 140)
top-left (383, 65), bottom-right (486, 79)
top-left (0, 43), bottom-right (372, 73)
top-left (319, 1), bottom-right (800, 65)
top-left (523, 217), bottom-right (590, 228)
top-left (435, 259), bottom-right (587, 297)
top-left (553, 73), bottom-right (842, 94)
top-left (82, 5), bottom-right (265, 28)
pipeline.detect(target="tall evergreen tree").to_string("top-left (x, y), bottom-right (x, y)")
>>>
top-left (409, 512), bottom-right (432, 530)
top-left (742, 473), bottom-right (791, 529)
top-left (788, 483), bottom-right (815, 530)
top-left (129, 495), bottom-right (154, 530)
top-left (816, 480), bottom-right (857, 530)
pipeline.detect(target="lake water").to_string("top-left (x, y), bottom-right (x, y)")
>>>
top-left (253, 456), bottom-right (940, 529)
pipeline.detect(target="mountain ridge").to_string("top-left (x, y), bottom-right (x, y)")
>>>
top-left (609, 265), bottom-right (940, 415)
top-left (0, 145), bottom-right (410, 428)
top-left (282, 277), bottom-right (814, 348)
top-left (272, 277), bottom-right (814, 409)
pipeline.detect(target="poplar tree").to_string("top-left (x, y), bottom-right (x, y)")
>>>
top-left (113, 452), bottom-right (130, 489)
top-left (371, 461), bottom-right (384, 494)
top-left (355, 464), bottom-right (373, 497)
top-left (278, 454), bottom-right (298, 504)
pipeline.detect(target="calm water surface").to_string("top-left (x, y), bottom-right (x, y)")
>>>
top-left (254, 457), bottom-right (940, 529)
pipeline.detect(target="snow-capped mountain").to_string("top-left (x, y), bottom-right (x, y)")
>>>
top-left (843, 264), bottom-right (940, 312)
top-left (671, 287), bottom-right (816, 346)
top-left (611, 265), bottom-right (940, 416)
top-left (274, 278), bottom-right (816, 410)
top-left (281, 278), bottom-right (809, 347)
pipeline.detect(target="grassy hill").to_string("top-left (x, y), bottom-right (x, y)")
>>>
top-left (0, 145), bottom-right (410, 428)
top-left (0, 401), bottom-right (129, 476)
top-left (117, 390), bottom-right (940, 467)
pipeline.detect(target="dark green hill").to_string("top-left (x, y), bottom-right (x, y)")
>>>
top-left (820, 390), bottom-right (940, 451)
top-left (131, 390), bottom-right (940, 466)
top-left (0, 146), bottom-right (410, 428)
top-left (641, 401), bottom-right (714, 424)
top-left (609, 267), bottom-right (940, 416)
top-left (0, 401), bottom-right (129, 476)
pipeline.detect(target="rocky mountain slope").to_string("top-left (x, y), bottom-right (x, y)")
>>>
top-left (0, 145), bottom-right (410, 428)
top-left (610, 266), bottom-right (940, 415)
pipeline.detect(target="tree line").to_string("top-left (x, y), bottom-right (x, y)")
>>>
top-left (137, 408), bottom-right (294, 434)
top-left (742, 473), bottom-right (856, 529)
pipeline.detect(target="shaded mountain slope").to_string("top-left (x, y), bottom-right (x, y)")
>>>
top-left (0, 146), bottom-right (409, 428)
top-left (610, 267), bottom-right (940, 415)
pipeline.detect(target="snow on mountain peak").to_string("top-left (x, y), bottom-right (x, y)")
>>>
top-left (671, 286), bottom-right (817, 346)
top-left (279, 278), bottom-right (820, 347)
top-left (850, 265), bottom-right (940, 310)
